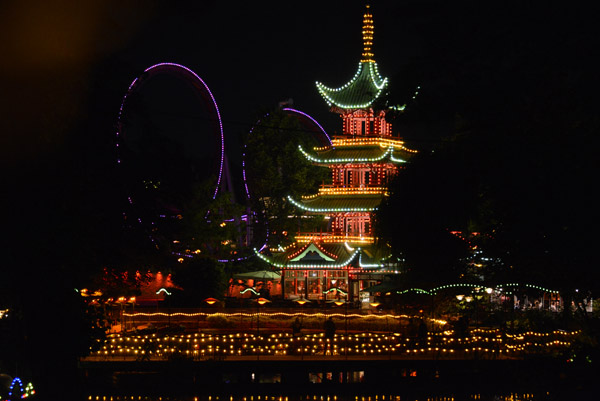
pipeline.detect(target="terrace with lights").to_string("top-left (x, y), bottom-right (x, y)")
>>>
top-left (78, 278), bottom-right (594, 365)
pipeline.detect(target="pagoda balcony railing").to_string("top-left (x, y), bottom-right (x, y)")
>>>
top-left (299, 185), bottom-right (387, 200)
top-left (331, 133), bottom-right (395, 141)
top-left (295, 232), bottom-right (375, 245)
top-left (319, 184), bottom-right (384, 189)
top-left (316, 184), bottom-right (388, 192)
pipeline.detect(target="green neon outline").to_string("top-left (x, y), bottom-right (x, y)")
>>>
top-left (316, 62), bottom-right (388, 109)
top-left (254, 247), bottom-right (361, 268)
top-left (287, 195), bottom-right (377, 213)
top-left (299, 145), bottom-right (406, 164)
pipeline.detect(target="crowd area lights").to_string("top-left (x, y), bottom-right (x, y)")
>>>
top-left (88, 324), bottom-right (581, 360)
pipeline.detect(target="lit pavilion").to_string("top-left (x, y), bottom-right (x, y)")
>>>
top-left (256, 4), bottom-right (417, 304)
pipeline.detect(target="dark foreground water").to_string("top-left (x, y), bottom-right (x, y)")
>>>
top-left (85, 392), bottom-right (591, 401)
top-left (85, 394), bottom-right (545, 401)
top-left (81, 358), bottom-right (595, 401)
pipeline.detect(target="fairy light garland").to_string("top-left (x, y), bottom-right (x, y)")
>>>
top-left (397, 288), bottom-right (432, 295)
top-left (379, 282), bottom-right (563, 296)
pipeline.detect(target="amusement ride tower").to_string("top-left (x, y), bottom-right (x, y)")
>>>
top-left (256, 4), bottom-right (417, 304)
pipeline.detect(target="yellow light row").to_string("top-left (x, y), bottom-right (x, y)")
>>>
top-left (101, 330), bottom-right (579, 344)
top-left (122, 311), bottom-right (421, 320)
top-left (313, 137), bottom-right (412, 151)
top-left (92, 338), bottom-right (572, 358)
top-left (300, 187), bottom-right (387, 200)
top-left (361, 9), bottom-right (375, 62)
top-left (295, 234), bottom-right (375, 244)
top-left (87, 394), bottom-right (538, 401)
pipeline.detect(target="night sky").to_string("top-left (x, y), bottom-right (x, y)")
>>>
top-left (1, 0), bottom-right (598, 230)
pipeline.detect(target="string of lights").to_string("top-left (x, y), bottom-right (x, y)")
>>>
top-left (316, 62), bottom-right (388, 109)
top-left (88, 329), bottom-right (580, 360)
top-left (299, 145), bottom-right (406, 165)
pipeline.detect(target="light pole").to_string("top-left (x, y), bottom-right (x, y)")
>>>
top-left (204, 298), bottom-right (219, 332)
top-left (294, 297), bottom-right (310, 360)
top-left (465, 295), bottom-right (473, 331)
top-left (333, 300), bottom-right (347, 359)
top-left (256, 297), bottom-right (270, 360)
top-left (129, 297), bottom-right (136, 331)
top-left (256, 297), bottom-right (270, 335)
top-left (117, 296), bottom-right (127, 332)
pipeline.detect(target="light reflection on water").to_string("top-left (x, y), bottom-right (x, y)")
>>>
top-left (86, 394), bottom-right (542, 401)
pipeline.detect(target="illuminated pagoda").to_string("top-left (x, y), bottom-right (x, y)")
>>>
top-left (256, 4), bottom-right (417, 304)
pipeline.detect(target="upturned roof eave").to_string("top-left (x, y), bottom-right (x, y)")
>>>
top-left (299, 145), bottom-right (409, 165)
top-left (316, 61), bottom-right (388, 110)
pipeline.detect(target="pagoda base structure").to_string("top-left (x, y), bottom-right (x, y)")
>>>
top-left (256, 238), bottom-right (403, 306)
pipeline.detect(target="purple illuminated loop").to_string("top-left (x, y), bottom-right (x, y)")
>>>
top-left (242, 114), bottom-right (267, 200)
top-left (115, 62), bottom-right (225, 200)
top-left (282, 107), bottom-right (332, 146)
top-left (239, 108), bottom-right (328, 262)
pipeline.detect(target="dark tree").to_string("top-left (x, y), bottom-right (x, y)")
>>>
top-left (376, 0), bottom-right (600, 299)
top-left (243, 109), bottom-right (330, 247)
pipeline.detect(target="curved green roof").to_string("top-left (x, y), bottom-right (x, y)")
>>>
top-left (288, 193), bottom-right (383, 213)
top-left (255, 244), bottom-right (360, 269)
top-left (254, 242), bottom-right (394, 270)
top-left (299, 144), bottom-right (409, 164)
top-left (316, 62), bottom-right (388, 109)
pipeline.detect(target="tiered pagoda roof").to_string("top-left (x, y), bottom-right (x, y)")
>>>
top-left (255, 240), bottom-right (395, 272)
top-left (315, 5), bottom-right (387, 110)
top-left (288, 192), bottom-right (384, 213)
top-left (299, 137), bottom-right (416, 165)
top-left (255, 5), bottom-right (410, 273)
top-left (316, 62), bottom-right (388, 110)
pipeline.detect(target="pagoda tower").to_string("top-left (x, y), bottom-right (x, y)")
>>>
top-left (256, 4), bottom-right (416, 304)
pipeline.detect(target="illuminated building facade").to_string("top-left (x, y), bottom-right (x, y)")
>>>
top-left (257, 5), bottom-right (416, 304)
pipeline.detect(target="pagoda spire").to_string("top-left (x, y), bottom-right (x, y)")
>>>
top-left (361, 4), bottom-right (375, 63)
top-left (315, 3), bottom-right (387, 110)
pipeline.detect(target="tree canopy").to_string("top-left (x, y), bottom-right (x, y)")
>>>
top-left (243, 109), bottom-right (330, 247)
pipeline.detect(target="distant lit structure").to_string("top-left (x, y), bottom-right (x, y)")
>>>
top-left (256, 4), bottom-right (416, 303)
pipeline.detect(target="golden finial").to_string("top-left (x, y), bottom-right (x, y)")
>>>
top-left (361, 3), bottom-right (375, 62)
